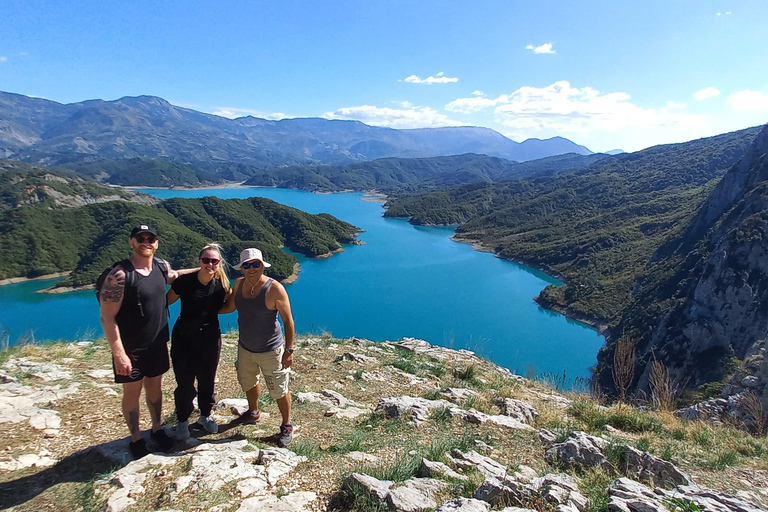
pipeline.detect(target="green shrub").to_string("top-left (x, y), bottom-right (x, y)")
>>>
top-left (692, 427), bottom-right (714, 447)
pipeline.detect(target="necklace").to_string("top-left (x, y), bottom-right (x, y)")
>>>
top-left (249, 278), bottom-right (263, 296)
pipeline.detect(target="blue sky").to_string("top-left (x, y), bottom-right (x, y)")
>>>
top-left (1, 0), bottom-right (766, 152)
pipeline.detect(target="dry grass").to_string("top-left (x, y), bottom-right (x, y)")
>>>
top-left (612, 335), bottom-right (635, 403)
top-left (2, 335), bottom-right (768, 510)
top-left (648, 358), bottom-right (675, 412)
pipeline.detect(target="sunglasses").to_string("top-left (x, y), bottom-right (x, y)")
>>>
top-left (134, 235), bottom-right (157, 244)
top-left (200, 257), bottom-right (220, 265)
top-left (241, 261), bottom-right (261, 269)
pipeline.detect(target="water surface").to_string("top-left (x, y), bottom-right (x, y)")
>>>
top-left (0, 187), bottom-right (604, 382)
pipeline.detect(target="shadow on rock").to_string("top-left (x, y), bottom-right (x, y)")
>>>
top-left (0, 448), bottom-right (117, 509)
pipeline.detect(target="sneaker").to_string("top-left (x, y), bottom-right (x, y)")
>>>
top-left (175, 420), bottom-right (190, 440)
top-left (231, 409), bottom-right (261, 425)
top-left (151, 428), bottom-right (174, 452)
top-left (128, 438), bottom-right (150, 460)
top-left (279, 423), bottom-right (293, 447)
top-left (196, 414), bottom-right (219, 434)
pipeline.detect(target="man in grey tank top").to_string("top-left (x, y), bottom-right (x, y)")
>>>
top-left (220, 248), bottom-right (296, 447)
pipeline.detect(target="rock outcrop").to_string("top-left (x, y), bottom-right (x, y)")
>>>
top-left (602, 123), bottom-right (768, 408)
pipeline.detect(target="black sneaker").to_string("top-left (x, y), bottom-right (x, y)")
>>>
top-left (128, 438), bottom-right (150, 460)
top-left (279, 423), bottom-right (293, 447)
top-left (151, 428), bottom-right (174, 452)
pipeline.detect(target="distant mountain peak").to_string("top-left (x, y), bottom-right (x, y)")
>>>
top-left (0, 89), bottom-right (594, 167)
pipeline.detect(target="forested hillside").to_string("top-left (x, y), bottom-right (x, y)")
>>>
top-left (595, 123), bottom-right (768, 395)
top-left (384, 126), bottom-right (762, 325)
top-left (73, 158), bottom-right (225, 187)
top-left (243, 152), bottom-right (607, 193)
top-left (0, 164), bottom-right (359, 286)
top-left (0, 159), bottom-right (156, 211)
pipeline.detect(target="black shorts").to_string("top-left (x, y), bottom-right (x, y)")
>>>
top-left (114, 339), bottom-right (170, 383)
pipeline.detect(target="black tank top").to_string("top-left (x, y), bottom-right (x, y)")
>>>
top-left (115, 259), bottom-right (170, 351)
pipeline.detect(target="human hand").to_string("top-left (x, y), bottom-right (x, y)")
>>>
top-left (282, 351), bottom-right (293, 369)
top-left (114, 352), bottom-right (133, 376)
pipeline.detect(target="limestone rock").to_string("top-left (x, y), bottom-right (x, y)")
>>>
top-left (237, 477), bottom-right (268, 498)
top-left (538, 428), bottom-right (559, 445)
top-left (84, 369), bottom-right (114, 380)
top-left (449, 408), bottom-right (533, 431)
top-left (258, 447), bottom-right (308, 486)
top-left (375, 396), bottom-right (456, 425)
top-left (0, 381), bottom-right (79, 431)
top-left (344, 473), bottom-right (447, 512)
top-left (441, 388), bottom-right (478, 403)
top-left (345, 451), bottom-right (380, 464)
top-left (474, 439), bottom-right (493, 455)
top-left (545, 431), bottom-right (611, 471)
top-left (607, 477), bottom-right (765, 512)
top-left (334, 352), bottom-right (378, 364)
top-left (217, 398), bottom-right (250, 416)
top-left (473, 475), bottom-right (523, 506)
top-left (3, 358), bottom-right (72, 381)
top-left (344, 472), bottom-right (394, 502)
top-left (435, 497), bottom-right (490, 512)
top-left (387, 478), bottom-right (446, 512)
top-left (296, 389), bottom-right (371, 419)
top-left (495, 398), bottom-right (539, 424)
top-left (619, 446), bottom-right (694, 489)
top-left (447, 449), bottom-right (507, 478)
top-left (418, 458), bottom-right (468, 481)
top-left (236, 491), bottom-right (317, 511)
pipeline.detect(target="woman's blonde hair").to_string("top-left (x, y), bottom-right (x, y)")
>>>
top-left (199, 243), bottom-right (231, 292)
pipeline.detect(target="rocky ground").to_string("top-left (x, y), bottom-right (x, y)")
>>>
top-left (1, 335), bottom-right (767, 512)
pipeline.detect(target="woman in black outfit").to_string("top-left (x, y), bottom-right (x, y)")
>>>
top-left (167, 243), bottom-right (231, 438)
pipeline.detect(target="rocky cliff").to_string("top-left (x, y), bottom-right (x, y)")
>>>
top-left (600, 123), bottom-right (768, 403)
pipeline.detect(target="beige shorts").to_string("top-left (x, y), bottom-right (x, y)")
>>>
top-left (235, 344), bottom-right (290, 399)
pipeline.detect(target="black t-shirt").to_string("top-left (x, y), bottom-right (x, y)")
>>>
top-left (171, 273), bottom-right (227, 327)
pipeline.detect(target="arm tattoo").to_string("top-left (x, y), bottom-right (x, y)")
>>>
top-left (102, 268), bottom-right (126, 303)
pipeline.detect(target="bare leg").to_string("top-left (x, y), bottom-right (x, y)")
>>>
top-left (144, 375), bottom-right (164, 432)
top-left (276, 392), bottom-right (291, 425)
top-left (245, 384), bottom-right (261, 412)
top-left (122, 381), bottom-right (144, 442)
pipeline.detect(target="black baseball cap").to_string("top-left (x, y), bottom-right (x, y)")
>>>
top-left (130, 224), bottom-right (158, 238)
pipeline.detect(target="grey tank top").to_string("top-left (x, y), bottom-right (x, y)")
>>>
top-left (235, 278), bottom-right (284, 353)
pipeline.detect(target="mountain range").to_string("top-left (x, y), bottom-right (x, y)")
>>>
top-left (0, 91), bottom-right (592, 171)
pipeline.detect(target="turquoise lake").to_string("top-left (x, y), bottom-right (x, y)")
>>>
top-left (0, 187), bottom-right (604, 384)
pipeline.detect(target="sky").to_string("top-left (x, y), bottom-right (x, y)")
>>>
top-left (1, 0), bottom-right (767, 153)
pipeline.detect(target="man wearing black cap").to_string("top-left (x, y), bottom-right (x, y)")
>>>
top-left (99, 224), bottom-right (190, 459)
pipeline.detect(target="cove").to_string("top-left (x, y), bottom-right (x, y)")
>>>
top-left (0, 187), bottom-right (604, 384)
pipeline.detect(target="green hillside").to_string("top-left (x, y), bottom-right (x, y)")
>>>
top-left (244, 153), bottom-right (607, 193)
top-left (384, 126), bottom-right (762, 325)
top-left (0, 164), bottom-right (360, 286)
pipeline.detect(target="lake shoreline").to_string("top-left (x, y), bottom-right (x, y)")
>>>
top-left (0, 272), bottom-right (72, 287)
top-left (449, 232), bottom-right (610, 339)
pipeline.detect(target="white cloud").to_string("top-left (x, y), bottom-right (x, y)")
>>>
top-left (727, 90), bottom-right (768, 111)
top-left (446, 94), bottom-right (509, 113)
top-left (693, 87), bottom-right (721, 100)
top-left (472, 90), bottom-right (484, 96)
top-left (0, 57), bottom-right (6, 62)
top-left (715, 11), bottom-right (732, 16)
top-left (322, 104), bottom-right (466, 129)
top-left (666, 100), bottom-right (686, 109)
top-left (402, 71), bottom-right (459, 85)
top-left (446, 80), bottom-right (707, 150)
top-left (525, 43), bottom-right (555, 54)
top-left (210, 107), bottom-right (288, 120)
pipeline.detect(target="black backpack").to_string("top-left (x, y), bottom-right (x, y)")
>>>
top-left (95, 258), bottom-right (169, 312)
